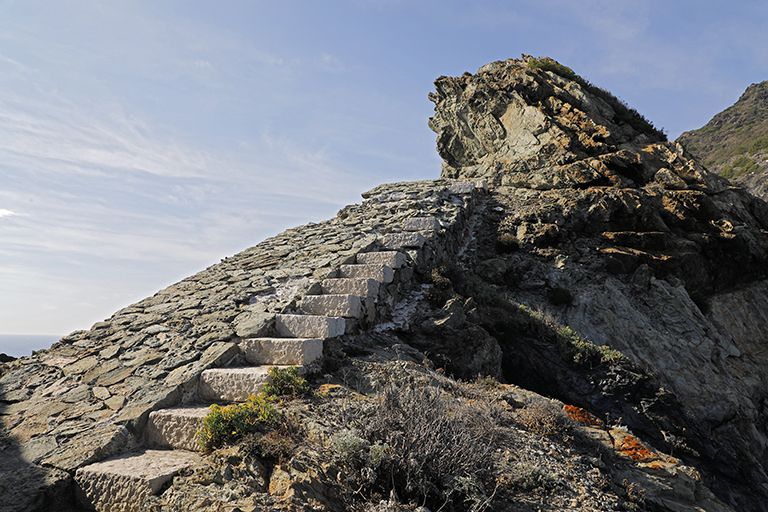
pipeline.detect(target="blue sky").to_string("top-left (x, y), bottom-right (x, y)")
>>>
top-left (1, 0), bottom-right (767, 354)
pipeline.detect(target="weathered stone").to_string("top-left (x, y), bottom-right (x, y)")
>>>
top-left (275, 314), bottom-right (346, 338)
top-left (75, 449), bottom-right (201, 512)
top-left (41, 424), bottom-right (130, 472)
top-left (378, 232), bottom-right (426, 249)
top-left (300, 294), bottom-right (362, 318)
top-left (321, 278), bottom-right (380, 297)
top-left (340, 264), bottom-right (394, 283)
top-left (232, 311), bottom-right (274, 338)
top-left (145, 406), bottom-right (209, 451)
top-left (198, 366), bottom-right (294, 402)
top-left (356, 251), bottom-right (407, 269)
top-left (403, 217), bottom-right (441, 232)
top-left (239, 338), bottom-right (323, 366)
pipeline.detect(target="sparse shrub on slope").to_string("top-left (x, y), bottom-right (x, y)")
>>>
top-left (331, 381), bottom-right (498, 511)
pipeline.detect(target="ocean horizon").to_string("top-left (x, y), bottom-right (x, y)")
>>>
top-left (0, 334), bottom-right (63, 358)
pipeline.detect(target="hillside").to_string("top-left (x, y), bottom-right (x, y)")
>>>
top-left (677, 80), bottom-right (768, 195)
top-left (3, 57), bottom-right (768, 512)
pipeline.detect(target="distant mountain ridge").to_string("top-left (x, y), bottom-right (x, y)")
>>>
top-left (677, 80), bottom-right (768, 195)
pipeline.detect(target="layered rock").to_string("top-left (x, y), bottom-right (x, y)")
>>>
top-left (429, 57), bottom-right (768, 510)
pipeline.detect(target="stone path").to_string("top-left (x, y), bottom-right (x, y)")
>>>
top-left (73, 245), bottom-right (419, 512)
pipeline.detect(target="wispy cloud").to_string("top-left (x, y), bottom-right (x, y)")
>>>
top-left (0, 209), bottom-right (17, 218)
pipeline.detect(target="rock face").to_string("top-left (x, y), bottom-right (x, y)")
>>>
top-left (2, 56), bottom-right (768, 511)
top-left (429, 57), bottom-right (768, 510)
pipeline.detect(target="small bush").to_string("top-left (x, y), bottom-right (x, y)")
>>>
top-left (332, 383), bottom-right (497, 511)
top-left (262, 366), bottom-right (311, 398)
top-left (509, 463), bottom-right (560, 495)
top-left (197, 394), bottom-right (280, 451)
top-left (239, 415), bottom-right (304, 463)
top-left (556, 326), bottom-right (629, 367)
top-left (516, 401), bottom-right (571, 437)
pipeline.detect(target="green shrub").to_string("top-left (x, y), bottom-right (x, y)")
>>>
top-left (556, 326), bottom-right (630, 367)
top-left (197, 394), bottom-right (280, 451)
top-left (749, 136), bottom-right (768, 155)
top-left (261, 366), bottom-right (311, 398)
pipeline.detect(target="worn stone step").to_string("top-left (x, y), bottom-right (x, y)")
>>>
top-left (75, 449), bottom-right (201, 512)
top-left (199, 365), bottom-right (294, 402)
top-left (275, 314), bottom-right (346, 338)
top-left (321, 277), bottom-right (380, 297)
top-left (145, 406), bottom-right (209, 451)
top-left (379, 232), bottom-right (426, 250)
top-left (356, 251), bottom-right (407, 269)
top-left (339, 263), bottom-right (393, 283)
top-left (403, 217), bottom-right (441, 232)
top-left (239, 338), bottom-right (323, 366)
top-left (301, 294), bottom-right (362, 318)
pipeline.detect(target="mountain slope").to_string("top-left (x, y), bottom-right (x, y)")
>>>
top-left (677, 80), bottom-right (768, 193)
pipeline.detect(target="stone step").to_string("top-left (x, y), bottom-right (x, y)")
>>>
top-left (275, 314), bottom-right (346, 338)
top-left (321, 277), bottom-right (380, 297)
top-left (75, 449), bottom-right (201, 512)
top-left (300, 294), bottom-right (362, 318)
top-left (356, 251), bottom-right (407, 269)
top-left (146, 406), bottom-right (209, 451)
top-left (198, 365), bottom-right (294, 402)
top-left (239, 338), bottom-right (323, 366)
top-left (403, 217), bottom-right (440, 232)
top-left (339, 263), bottom-right (393, 284)
top-left (379, 232), bottom-right (426, 250)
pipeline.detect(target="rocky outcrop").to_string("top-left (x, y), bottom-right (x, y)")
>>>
top-left (429, 57), bottom-right (768, 510)
top-left (3, 56), bottom-right (767, 511)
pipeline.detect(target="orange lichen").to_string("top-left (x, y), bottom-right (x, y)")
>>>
top-left (618, 435), bottom-right (654, 461)
top-left (562, 405), bottom-right (602, 426)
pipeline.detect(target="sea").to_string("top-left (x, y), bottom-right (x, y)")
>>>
top-left (0, 334), bottom-right (63, 358)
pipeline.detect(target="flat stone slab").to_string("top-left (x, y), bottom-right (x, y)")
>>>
top-left (403, 217), bottom-right (441, 232)
top-left (340, 263), bottom-right (394, 283)
top-left (146, 406), bottom-right (210, 451)
top-left (75, 449), bottom-right (201, 512)
top-left (275, 314), bottom-right (346, 338)
top-left (378, 232), bottom-right (425, 250)
top-left (356, 251), bottom-right (407, 269)
top-left (301, 294), bottom-right (362, 318)
top-left (240, 338), bottom-right (323, 366)
top-left (446, 181), bottom-right (486, 194)
top-left (321, 278), bottom-right (380, 297)
top-left (199, 366), bottom-right (292, 402)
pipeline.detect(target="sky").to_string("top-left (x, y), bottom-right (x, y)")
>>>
top-left (1, 0), bottom-right (767, 356)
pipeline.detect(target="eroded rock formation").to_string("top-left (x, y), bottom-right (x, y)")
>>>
top-left (2, 56), bottom-right (768, 511)
top-left (429, 57), bottom-right (768, 510)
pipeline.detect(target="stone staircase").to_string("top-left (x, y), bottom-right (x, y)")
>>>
top-left (73, 247), bottom-right (414, 512)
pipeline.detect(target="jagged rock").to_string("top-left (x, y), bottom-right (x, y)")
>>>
top-left (428, 57), bottom-right (768, 510)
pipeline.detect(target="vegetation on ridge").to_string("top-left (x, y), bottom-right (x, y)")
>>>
top-left (526, 56), bottom-right (667, 142)
top-left (677, 80), bottom-right (768, 180)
